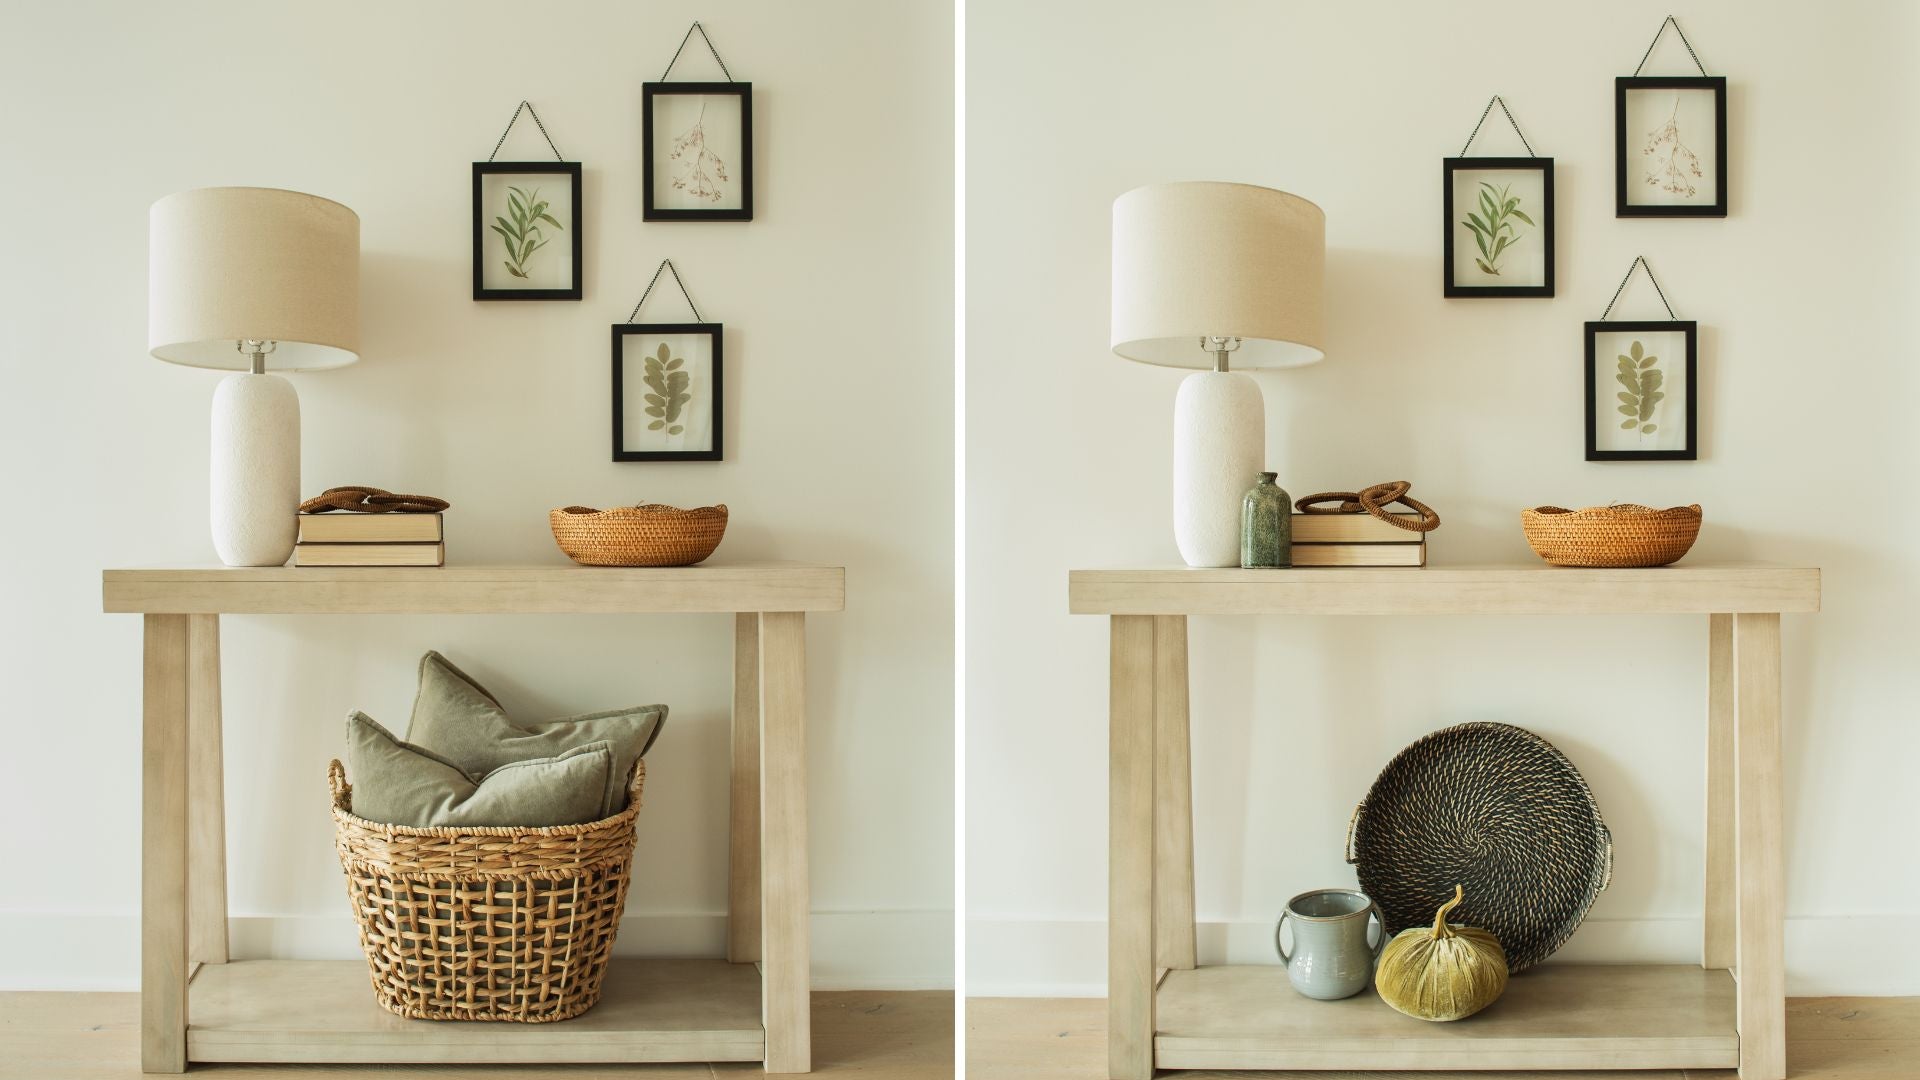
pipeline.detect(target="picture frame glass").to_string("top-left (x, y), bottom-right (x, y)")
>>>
top-left (478, 171), bottom-right (575, 291)
top-left (1622, 86), bottom-right (1720, 208)
top-left (650, 91), bottom-right (746, 212)
top-left (1592, 327), bottom-right (1690, 453)
top-left (621, 331), bottom-right (718, 454)
top-left (1450, 166), bottom-right (1548, 288)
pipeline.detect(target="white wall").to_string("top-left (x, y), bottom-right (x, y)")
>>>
top-left (966, 0), bottom-right (1920, 995)
top-left (0, 0), bottom-right (952, 989)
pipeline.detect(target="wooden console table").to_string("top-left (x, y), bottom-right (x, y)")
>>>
top-left (1068, 563), bottom-right (1820, 1080)
top-left (104, 562), bottom-right (845, 1074)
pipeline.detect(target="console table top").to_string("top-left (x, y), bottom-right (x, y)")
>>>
top-left (103, 562), bottom-right (847, 614)
top-left (1068, 562), bottom-right (1819, 615)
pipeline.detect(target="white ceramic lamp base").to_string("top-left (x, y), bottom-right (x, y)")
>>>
top-left (1173, 370), bottom-right (1264, 567)
top-left (210, 372), bottom-right (300, 566)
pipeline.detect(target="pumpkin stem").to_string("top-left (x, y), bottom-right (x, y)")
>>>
top-left (1430, 884), bottom-right (1464, 940)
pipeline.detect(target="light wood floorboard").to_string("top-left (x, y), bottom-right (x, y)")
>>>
top-left (966, 995), bottom-right (1920, 1080)
top-left (0, 989), bottom-right (952, 1079)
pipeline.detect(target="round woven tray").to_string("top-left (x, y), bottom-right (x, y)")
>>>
top-left (550, 504), bottom-right (728, 567)
top-left (1521, 503), bottom-right (1701, 568)
top-left (1346, 722), bottom-right (1612, 973)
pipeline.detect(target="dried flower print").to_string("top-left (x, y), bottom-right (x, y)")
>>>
top-left (1641, 96), bottom-right (1703, 197)
top-left (670, 101), bottom-right (729, 203)
top-left (1461, 181), bottom-right (1533, 276)
top-left (643, 343), bottom-right (693, 436)
top-left (491, 185), bottom-right (562, 280)
top-left (1614, 340), bottom-right (1664, 437)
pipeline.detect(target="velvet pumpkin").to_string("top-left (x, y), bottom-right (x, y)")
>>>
top-left (1375, 885), bottom-right (1508, 1021)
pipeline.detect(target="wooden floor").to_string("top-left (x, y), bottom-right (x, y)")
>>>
top-left (966, 995), bottom-right (1920, 1080)
top-left (0, 987), bottom-right (952, 1079)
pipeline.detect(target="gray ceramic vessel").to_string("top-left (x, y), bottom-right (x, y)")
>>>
top-left (1241, 472), bottom-right (1292, 568)
top-left (1274, 888), bottom-right (1387, 1000)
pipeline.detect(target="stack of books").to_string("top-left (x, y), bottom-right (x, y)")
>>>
top-left (1291, 512), bottom-right (1427, 567)
top-left (294, 513), bottom-right (446, 567)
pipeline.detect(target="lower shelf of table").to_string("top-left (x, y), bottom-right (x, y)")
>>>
top-left (186, 958), bottom-right (766, 1064)
top-left (1153, 963), bottom-right (1738, 1071)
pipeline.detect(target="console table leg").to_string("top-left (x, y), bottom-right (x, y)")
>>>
top-left (731, 612), bottom-right (763, 964)
top-left (142, 614), bottom-right (190, 1073)
top-left (187, 614), bottom-right (228, 966)
top-left (1152, 615), bottom-right (1195, 972)
top-left (1703, 613), bottom-right (1734, 970)
top-left (1110, 614), bottom-right (1157, 1080)
top-left (759, 612), bottom-right (811, 1073)
top-left (1733, 612), bottom-right (1785, 1080)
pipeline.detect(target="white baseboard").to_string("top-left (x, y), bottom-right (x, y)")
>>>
top-left (0, 909), bottom-right (953, 992)
top-left (965, 914), bottom-right (1920, 997)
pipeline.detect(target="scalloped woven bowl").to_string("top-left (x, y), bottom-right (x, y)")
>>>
top-left (550, 504), bottom-right (728, 567)
top-left (1521, 503), bottom-right (1701, 568)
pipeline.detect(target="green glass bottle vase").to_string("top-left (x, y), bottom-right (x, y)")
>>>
top-left (1241, 472), bottom-right (1292, 568)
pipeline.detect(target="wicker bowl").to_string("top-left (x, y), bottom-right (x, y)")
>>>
top-left (550, 504), bottom-right (728, 567)
top-left (1520, 503), bottom-right (1701, 568)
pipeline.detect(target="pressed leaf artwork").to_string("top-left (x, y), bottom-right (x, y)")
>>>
top-left (1461, 181), bottom-right (1534, 276)
top-left (1612, 339), bottom-right (1665, 436)
top-left (1642, 96), bottom-right (1703, 197)
top-left (670, 102), bottom-right (729, 203)
top-left (642, 343), bottom-right (693, 436)
top-left (614, 327), bottom-right (720, 460)
top-left (491, 185), bottom-right (563, 279)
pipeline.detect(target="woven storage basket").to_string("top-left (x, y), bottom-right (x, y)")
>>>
top-left (1521, 503), bottom-right (1701, 567)
top-left (1346, 722), bottom-right (1612, 973)
top-left (550, 504), bottom-right (728, 567)
top-left (329, 758), bottom-right (643, 1022)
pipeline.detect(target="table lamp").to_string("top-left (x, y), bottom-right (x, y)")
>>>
top-left (149, 187), bottom-right (360, 566)
top-left (1111, 181), bottom-right (1325, 567)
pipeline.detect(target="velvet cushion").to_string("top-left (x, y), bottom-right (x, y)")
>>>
top-left (404, 651), bottom-right (666, 817)
top-left (343, 711), bottom-right (612, 828)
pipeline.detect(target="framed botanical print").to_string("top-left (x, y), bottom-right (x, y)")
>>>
top-left (643, 82), bottom-right (753, 221)
top-left (612, 323), bottom-right (723, 461)
top-left (1616, 77), bottom-right (1727, 217)
top-left (1585, 320), bottom-right (1697, 461)
top-left (472, 162), bottom-right (583, 300)
top-left (1443, 157), bottom-right (1554, 297)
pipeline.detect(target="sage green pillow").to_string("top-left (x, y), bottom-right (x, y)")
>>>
top-left (404, 651), bottom-right (666, 817)
top-left (344, 712), bottom-right (613, 828)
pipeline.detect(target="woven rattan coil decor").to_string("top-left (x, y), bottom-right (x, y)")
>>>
top-left (329, 759), bottom-right (643, 1022)
top-left (1346, 722), bottom-right (1612, 973)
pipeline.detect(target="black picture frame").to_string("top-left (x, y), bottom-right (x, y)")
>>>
top-left (1584, 320), bottom-right (1698, 461)
top-left (612, 322), bottom-right (724, 462)
top-left (643, 82), bottom-right (753, 222)
top-left (472, 162), bottom-right (584, 300)
top-left (1616, 76), bottom-right (1727, 217)
top-left (1443, 157), bottom-right (1554, 298)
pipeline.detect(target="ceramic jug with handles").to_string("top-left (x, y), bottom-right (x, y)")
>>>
top-left (1274, 888), bottom-right (1387, 1000)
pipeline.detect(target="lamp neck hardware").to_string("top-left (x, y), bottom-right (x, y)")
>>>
top-left (237, 338), bottom-right (278, 375)
top-left (1199, 335), bottom-right (1242, 372)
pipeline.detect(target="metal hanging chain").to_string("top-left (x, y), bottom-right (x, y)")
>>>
top-left (1632, 16), bottom-right (1710, 76)
top-left (1458, 95), bottom-right (1537, 157)
top-left (626, 259), bottom-right (706, 323)
top-left (659, 21), bottom-right (736, 82)
top-left (1600, 256), bottom-right (1679, 320)
top-left (488, 101), bottom-right (564, 162)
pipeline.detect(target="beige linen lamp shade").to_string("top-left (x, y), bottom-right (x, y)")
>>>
top-left (1110, 181), bottom-right (1325, 369)
top-left (148, 187), bottom-right (361, 371)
